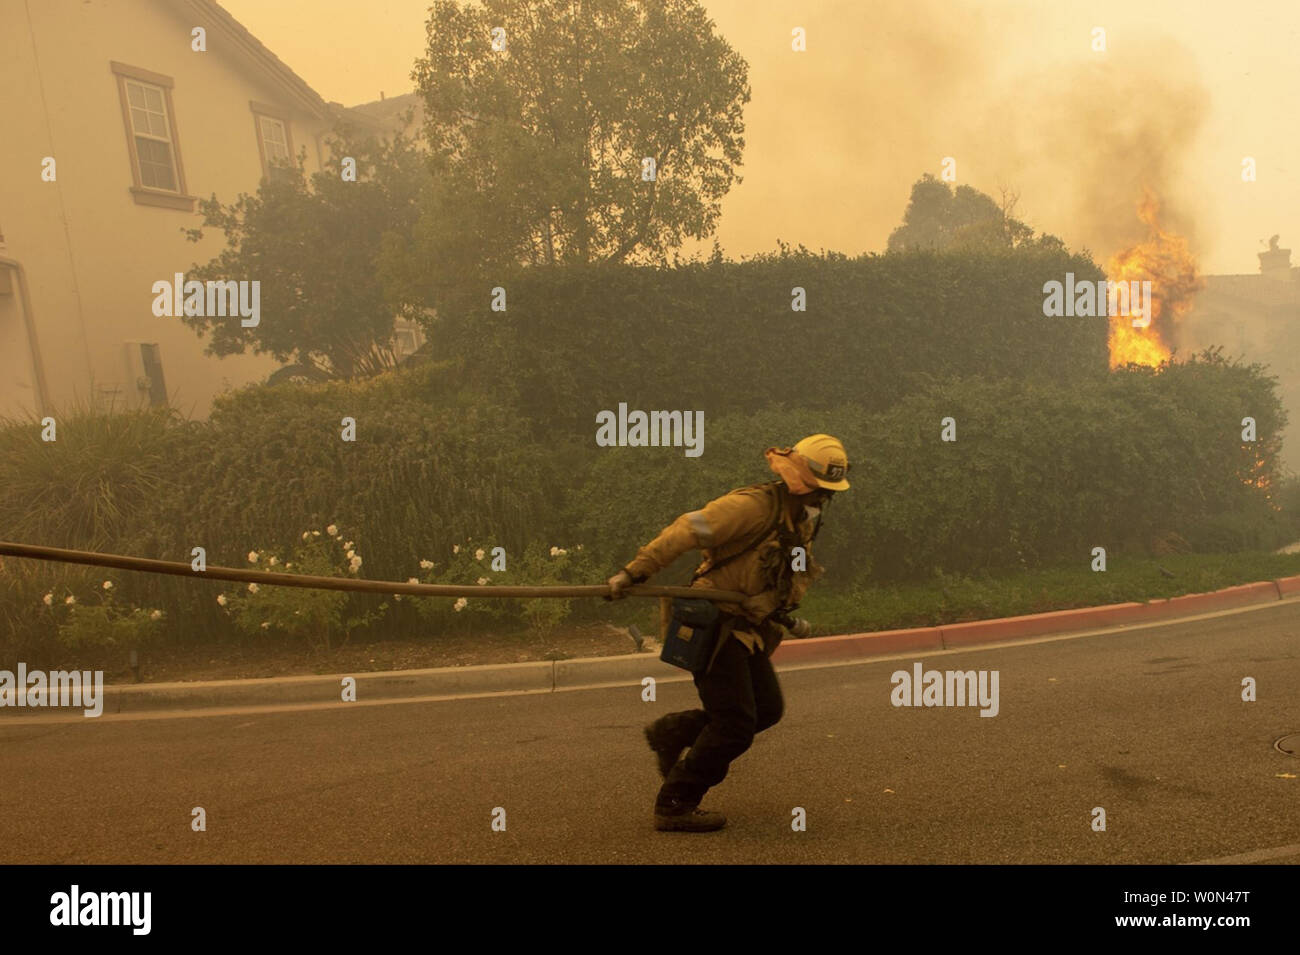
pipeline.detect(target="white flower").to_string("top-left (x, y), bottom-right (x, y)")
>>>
top-left (452, 545), bottom-right (460, 555)
top-left (102, 580), bottom-right (114, 590)
top-left (550, 546), bottom-right (559, 556)
top-left (475, 548), bottom-right (485, 561)
top-left (42, 592), bottom-right (53, 606)
top-left (343, 541), bottom-right (354, 550)
top-left (268, 556), bottom-right (279, 566)
top-left (554, 547), bottom-right (568, 557)
top-left (407, 577), bottom-right (419, 585)
top-left (248, 550), bottom-right (259, 563)
top-left (346, 550), bottom-right (356, 559)
top-left (285, 562), bottom-right (293, 569)
top-left (349, 555), bottom-right (363, 572)
top-left (327, 524), bottom-right (339, 537)
top-left (261, 621), bottom-right (270, 630)
top-left (302, 531), bottom-right (311, 541)
top-left (476, 577), bottom-right (488, 586)
top-left (420, 559), bottom-right (434, 570)
top-left (248, 582), bottom-right (260, 594)
top-left (65, 595), bottom-right (76, 606)
top-left (217, 594), bottom-right (228, 606)
top-left (576, 544), bottom-right (583, 551)
top-left (312, 530), bottom-right (321, 537)
top-left (453, 597), bottom-right (468, 612)
top-left (150, 610), bottom-right (163, 621)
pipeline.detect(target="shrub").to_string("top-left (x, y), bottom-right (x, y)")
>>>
top-left (40, 577), bottom-right (165, 651)
top-left (215, 527), bottom-right (386, 649)
top-left (568, 351), bottom-right (1288, 583)
top-left (409, 539), bottom-right (600, 638)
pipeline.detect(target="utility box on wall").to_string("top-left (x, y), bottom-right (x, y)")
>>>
top-left (122, 341), bottom-right (169, 408)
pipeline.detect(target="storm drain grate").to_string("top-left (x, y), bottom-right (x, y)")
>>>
top-left (1274, 734), bottom-right (1300, 757)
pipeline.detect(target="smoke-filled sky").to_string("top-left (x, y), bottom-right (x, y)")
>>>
top-left (221, 0), bottom-right (1299, 275)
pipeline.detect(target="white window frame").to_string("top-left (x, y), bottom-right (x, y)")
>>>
top-left (251, 101), bottom-right (296, 180)
top-left (110, 61), bottom-right (194, 211)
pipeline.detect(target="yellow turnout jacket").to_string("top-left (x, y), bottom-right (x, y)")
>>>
top-left (624, 481), bottom-right (824, 668)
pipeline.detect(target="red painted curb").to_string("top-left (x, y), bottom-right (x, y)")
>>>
top-left (783, 578), bottom-right (1295, 664)
top-left (1275, 574), bottom-right (1300, 597)
top-left (772, 627), bottom-right (943, 665)
top-left (1142, 580), bottom-right (1281, 618)
top-left (939, 602), bottom-right (1147, 647)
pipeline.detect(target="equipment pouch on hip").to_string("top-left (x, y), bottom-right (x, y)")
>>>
top-left (659, 598), bottom-right (724, 674)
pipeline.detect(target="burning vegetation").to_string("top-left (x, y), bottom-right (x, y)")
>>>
top-left (1107, 190), bottom-right (1204, 369)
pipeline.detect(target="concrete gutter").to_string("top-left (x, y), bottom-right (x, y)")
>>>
top-left (4, 574), bottom-right (1299, 719)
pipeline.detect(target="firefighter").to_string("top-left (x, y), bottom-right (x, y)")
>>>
top-left (607, 434), bottom-right (850, 831)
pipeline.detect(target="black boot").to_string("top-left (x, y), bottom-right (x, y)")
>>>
top-left (644, 711), bottom-right (706, 778)
top-left (653, 796), bottom-right (727, 832)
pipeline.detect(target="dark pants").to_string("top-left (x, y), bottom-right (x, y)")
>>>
top-left (654, 633), bottom-right (784, 811)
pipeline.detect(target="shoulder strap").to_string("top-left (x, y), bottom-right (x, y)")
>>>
top-left (689, 482), bottom-right (785, 583)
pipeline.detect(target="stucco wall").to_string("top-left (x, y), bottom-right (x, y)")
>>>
top-left (0, 0), bottom-right (330, 420)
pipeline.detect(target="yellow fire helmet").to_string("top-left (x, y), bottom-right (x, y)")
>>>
top-left (794, 434), bottom-right (851, 491)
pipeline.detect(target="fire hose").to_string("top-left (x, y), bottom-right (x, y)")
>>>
top-left (0, 540), bottom-right (747, 604)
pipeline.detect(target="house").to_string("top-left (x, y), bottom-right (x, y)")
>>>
top-left (1177, 237), bottom-right (1300, 472)
top-left (0, 0), bottom-right (421, 420)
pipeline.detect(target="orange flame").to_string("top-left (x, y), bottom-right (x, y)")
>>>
top-left (1106, 191), bottom-right (1203, 368)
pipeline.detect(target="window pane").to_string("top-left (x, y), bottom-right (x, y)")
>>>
top-left (261, 117), bottom-right (289, 161)
top-left (126, 81), bottom-right (170, 136)
top-left (136, 137), bottom-right (177, 190)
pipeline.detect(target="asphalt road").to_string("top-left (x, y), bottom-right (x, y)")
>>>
top-left (3, 602), bottom-right (1299, 864)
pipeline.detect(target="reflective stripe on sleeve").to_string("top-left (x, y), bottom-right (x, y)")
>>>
top-left (686, 509), bottom-right (714, 547)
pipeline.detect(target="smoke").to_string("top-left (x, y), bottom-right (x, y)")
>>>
top-left (977, 38), bottom-right (1210, 257)
top-left (707, 0), bottom-right (1210, 263)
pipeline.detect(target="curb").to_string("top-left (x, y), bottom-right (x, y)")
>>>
top-left (5, 574), bottom-right (1300, 718)
top-left (779, 579), bottom-right (1290, 660)
top-left (106, 659), bottom-right (557, 714)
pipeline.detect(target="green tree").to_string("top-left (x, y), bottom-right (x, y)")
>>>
top-left (390, 0), bottom-right (750, 309)
top-left (887, 174), bottom-right (1064, 253)
top-left (182, 123), bottom-right (426, 380)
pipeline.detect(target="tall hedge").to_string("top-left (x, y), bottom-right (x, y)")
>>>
top-left (567, 351), bottom-right (1288, 582)
top-left (433, 247), bottom-right (1110, 437)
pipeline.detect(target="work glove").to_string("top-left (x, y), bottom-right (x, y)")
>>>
top-left (788, 617), bottom-right (813, 639)
top-left (606, 570), bottom-right (634, 600)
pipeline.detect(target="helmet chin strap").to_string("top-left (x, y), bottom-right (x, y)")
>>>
top-left (803, 494), bottom-right (828, 540)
